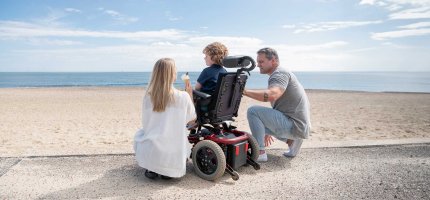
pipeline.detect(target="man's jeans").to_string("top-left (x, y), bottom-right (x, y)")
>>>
top-left (247, 105), bottom-right (293, 150)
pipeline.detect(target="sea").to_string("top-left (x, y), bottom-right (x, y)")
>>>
top-left (1, 71), bottom-right (429, 93)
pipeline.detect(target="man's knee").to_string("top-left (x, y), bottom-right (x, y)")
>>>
top-left (247, 106), bottom-right (259, 118)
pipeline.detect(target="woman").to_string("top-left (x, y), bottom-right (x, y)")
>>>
top-left (134, 58), bottom-right (195, 179)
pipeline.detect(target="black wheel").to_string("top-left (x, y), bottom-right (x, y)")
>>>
top-left (192, 140), bottom-right (226, 181)
top-left (231, 171), bottom-right (239, 181)
top-left (247, 134), bottom-right (260, 161)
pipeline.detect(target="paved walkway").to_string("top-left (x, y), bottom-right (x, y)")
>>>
top-left (1, 143), bottom-right (429, 199)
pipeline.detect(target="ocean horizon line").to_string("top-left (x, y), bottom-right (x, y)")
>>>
top-left (1, 71), bottom-right (429, 93)
top-left (1, 70), bottom-right (430, 73)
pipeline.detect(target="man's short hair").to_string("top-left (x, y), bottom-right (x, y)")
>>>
top-left (257, 47), bottom-right (279, 62)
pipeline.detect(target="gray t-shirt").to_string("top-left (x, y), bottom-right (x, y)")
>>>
top-left (269, 67), bottom-right (311, 139)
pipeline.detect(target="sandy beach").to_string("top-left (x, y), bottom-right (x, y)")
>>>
top-left (1, 87), bottom-right (429, 157)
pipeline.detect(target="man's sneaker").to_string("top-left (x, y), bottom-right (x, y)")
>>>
top-left (283, 139), bottom-right (303, 157)
top-left (257, 153), bottom-right (268, 162)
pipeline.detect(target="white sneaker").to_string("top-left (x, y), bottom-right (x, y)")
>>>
top-left (257, 153), bottom-right (268, 162)
top-left (283, 139), bottom-right (303, 157)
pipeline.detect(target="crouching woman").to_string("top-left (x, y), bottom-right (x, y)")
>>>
top-left (134, 58), bottom-right (196, 180)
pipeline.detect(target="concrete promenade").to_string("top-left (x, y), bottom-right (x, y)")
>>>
top-left (1, 143), bottom-right (429, 199)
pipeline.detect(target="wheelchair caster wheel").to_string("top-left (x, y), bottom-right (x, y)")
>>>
top-left (231, 171), bottom-right (239, 181)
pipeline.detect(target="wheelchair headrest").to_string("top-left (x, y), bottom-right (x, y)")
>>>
top-left (222, 56), bottom-right (256, 73)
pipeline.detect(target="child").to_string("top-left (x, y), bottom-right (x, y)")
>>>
top-left (195, 42), bottom-right (229, 95)
top-left (134, 58), bottom-right (195, 180)
top-left (186, 42), bottom-right (228, 129)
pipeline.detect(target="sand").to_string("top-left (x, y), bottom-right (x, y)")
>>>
top-left (1, 87), bottom-right (429, 157)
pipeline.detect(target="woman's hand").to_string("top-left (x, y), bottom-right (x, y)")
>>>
top-left (185, 80), bottom-right (193, 99)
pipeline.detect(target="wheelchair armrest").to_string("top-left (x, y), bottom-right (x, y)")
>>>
top-left (193, 90), bottom-right (211, 99)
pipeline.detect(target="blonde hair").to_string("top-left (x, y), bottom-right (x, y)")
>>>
top-left (146, 58), bottom-right (177, 112)
top-left (203, 42), bottom-right (229, 65)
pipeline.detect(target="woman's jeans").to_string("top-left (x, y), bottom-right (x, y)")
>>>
top-left (247, 105), bottom-right (293, 150)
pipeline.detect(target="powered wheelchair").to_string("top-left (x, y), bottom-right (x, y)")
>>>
top-left (188, 55), bottom-right (260, 181)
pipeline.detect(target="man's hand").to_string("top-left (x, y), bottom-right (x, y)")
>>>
top-left (264, 135), bottom-right (274, 147)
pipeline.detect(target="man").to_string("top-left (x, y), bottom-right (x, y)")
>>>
top-left (243, 47), bottom-right (311, 162)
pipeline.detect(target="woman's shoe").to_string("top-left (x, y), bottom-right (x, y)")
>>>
top-left (160, 175), bottom-right (172, 180)
top-left (145, 170), bottom-right (158, 179)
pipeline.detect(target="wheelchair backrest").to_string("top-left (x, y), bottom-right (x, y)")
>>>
top-left (200, 72), bottom-right (248, 124)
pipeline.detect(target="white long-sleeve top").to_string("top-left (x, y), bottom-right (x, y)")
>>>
top-left (134, 88), bottom-right (196, 177)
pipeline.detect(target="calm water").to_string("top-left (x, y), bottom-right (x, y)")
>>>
top-left (1, 71), bottom-right (429, 93)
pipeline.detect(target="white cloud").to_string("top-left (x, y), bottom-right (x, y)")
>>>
top-left (363, 0), bottom-right (430, 6)
top-left (6, 39), bottom-right (423, 72)
top-left (28, 38), bottom-right (83, 46)
top-left (398, 21), bottom-right (430, 29)
top-left (277, 41), bottom-right (348, 52)
top-left (165, 11), bottom-right (182, 21)
top-left (33, 8), bottom-right (67, 27)
top-left (371, 28), bottom-right (430, 40)
top-left (99, 8), bottom-right (138, 25)
top-left (377, 1), bottom-right (388, 6)
top-left (105, 10), bottom-right (120, 17)
top-left (359, 0), bottom-right (430, 19)
top-left (186, 36), bottom-right (262, 46)
top-left (389, 6), bottom-right (430, 19)
top-left (359, 0), bottom-right (376, 5)
top-left (0, 21), bottom-right (185, 41)
top-left (269, 42), bottom-right (351, 71)
top-left (361, 1), bottom-right (430, 40)
top-left (359, 1), bottom-right (430, 41)
top-left (291, 21), bottom-right (382, 33)
top-left (381, 42), bottom-right (410, 48)
top-left (317, 0), bottom-right (338, 2)
top-left (386, 4), bottom-right (402, 11)
top-left (0, 21), bottom-right (350, 72)
top-left (65, 8), bottom-right (81, 13)
top-left (281, 25), bottom-right (296, 29)
top-left (371, 21), bottom-right (430, 40)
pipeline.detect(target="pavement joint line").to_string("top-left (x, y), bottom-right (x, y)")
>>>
top-left (0, 153), bottom-right (134, 159)
top-left (298, 142), bottom-right (430, 150)
top-left (1, 142), bottom-right (429, 160)
top-left (0, 158), bottom-right (22, 177)
top-left (272, 143), bottom-right (430, 151)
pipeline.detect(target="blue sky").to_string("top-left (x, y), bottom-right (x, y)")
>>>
top-left (0, 0), bottom-right (429, 72)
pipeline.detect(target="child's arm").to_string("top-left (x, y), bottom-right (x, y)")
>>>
top-left (195, 82), bottom-right (202, 90)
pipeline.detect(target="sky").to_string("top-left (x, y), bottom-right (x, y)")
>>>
top-left (0, 0), bottom-right (429, 72)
